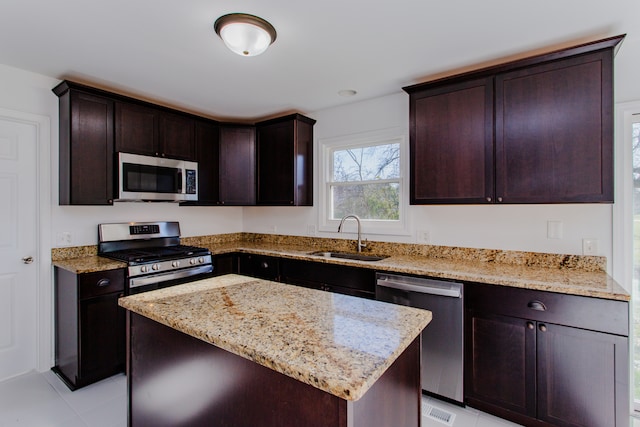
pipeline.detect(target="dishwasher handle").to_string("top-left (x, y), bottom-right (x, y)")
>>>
top-left (376, 277), bottom-right (462, 298)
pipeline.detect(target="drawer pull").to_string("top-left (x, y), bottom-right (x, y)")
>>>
top-left (527, 300), bottom-right (547, 311)
top-left (96, 278), bottom-right (111, 287)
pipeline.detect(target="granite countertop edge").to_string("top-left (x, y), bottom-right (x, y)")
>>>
top-left (53, 241), bottom-right (630, 302)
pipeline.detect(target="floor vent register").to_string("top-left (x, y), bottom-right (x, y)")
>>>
top-left (422, 403), bottom-right (456, 426)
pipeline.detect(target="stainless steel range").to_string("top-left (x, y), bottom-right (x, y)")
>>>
top-left (98, 221), bottom-right (213, 294)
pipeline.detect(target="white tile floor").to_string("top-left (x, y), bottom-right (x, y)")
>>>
top-left (0, 371), bottom-right (126, 427)
top-left (1, 371), bottom-right (638, 427)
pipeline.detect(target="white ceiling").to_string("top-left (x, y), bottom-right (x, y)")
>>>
top-left (0, 0), bottom-right (635, 122)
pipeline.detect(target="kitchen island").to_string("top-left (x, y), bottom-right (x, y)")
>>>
top-left (118, 274), bottom-right (432, 427)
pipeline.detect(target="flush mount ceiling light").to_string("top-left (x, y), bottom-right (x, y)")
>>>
top-left (214, 13), bottom-right (277, 57)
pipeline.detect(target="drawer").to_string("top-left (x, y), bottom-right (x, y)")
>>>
top-left (79, 269), bottom-right (125, 299)
top-left (466, 282), bottom-right (628, 336)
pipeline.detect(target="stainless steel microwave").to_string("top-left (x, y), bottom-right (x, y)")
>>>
top-left (116, 152), bottom-right (198, 202)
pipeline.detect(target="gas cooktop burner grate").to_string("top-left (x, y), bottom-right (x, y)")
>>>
top-left (102, 245), bottom-right (210, 264)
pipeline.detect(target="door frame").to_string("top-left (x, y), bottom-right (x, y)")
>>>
top-left (614, 100), bottom-right (640, 415)
top-left (0, 107), bottom-right (52, 373)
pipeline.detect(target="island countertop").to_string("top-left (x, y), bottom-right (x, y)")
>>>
top-left (118, 274), bottom-right (432, 401)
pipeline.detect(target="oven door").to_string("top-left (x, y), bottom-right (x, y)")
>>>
top-left (117, 152), bottom-right (198, 202)
top-left (128, 265), bottom-right (213, 295)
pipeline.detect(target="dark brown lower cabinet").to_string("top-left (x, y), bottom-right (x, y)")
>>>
top-left (280, 258), bottom-right (376, 299)
top-left (53, 267), bottom-right (126, 390)
top-left (465, 283), bottom-right (629, 427)
top-left (128, 312), bottom-right (421, 427)
top-left (237, 253), bottom-right (280, 280)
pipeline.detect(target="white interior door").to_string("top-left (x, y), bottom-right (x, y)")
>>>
top-left (0, 115), bottom-right (38, 381)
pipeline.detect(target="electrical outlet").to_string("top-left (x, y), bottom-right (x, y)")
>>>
top-left (582, 238), bottom-right (598, 255)
top-left (307, 224), bottom-right (316, 236)
top-left (547, 220), bottom-right (563, 239)
top-left (56, 231), bottom-right (72, 246)
top-left (417, 230), bottom-right (430, 244)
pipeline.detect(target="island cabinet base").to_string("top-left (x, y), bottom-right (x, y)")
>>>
top-left (127, 313), bottom-right (422, 427)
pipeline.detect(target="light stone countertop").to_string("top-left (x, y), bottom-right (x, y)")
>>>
top-left (52, 233), bottom-right (630, 301)
top-left (118, 274), bottom-right (432, 401)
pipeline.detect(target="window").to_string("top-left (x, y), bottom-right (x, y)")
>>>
top-left (330, 142), bottom-right (400, 220)
top-left (319, 128), bottom-right (407, 235)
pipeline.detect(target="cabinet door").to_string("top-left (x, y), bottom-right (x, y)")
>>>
top-left (79, 292), bottom-right (125, 382)
top-left (495, 50), bottom-right (613, 203)
top-left (219, 125), bottom-right (256, 205)
top-left (159, 112), bottom-right (195, 160)
top-left (257, 120), bottom-right (295, 205)
top-left (212, 253), bottom-right (237, 276)
top-left (237, 254), bottom-right (279, 280)
top-left (115, 102), bottom-right (158, 156)
top-left (465, 311), bottom-right (536, 418)
top-left (193, 120), bottom-right (220, 204)
top-left (537, 323), bottom-right (627, 427)
top-left (410, 77), bottom-right (494, 204)
top-left (256, 115), bottom-right (314, 206)
top-left (62, 90), bottom-right (114, 205)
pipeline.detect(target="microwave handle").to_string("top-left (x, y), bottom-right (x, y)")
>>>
top-left (176, 169), bottom-right (183, 193)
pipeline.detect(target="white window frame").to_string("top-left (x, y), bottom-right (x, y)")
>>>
top-left (318, 127), bottom-right (409, 236)
top-left (614, 101), bottom-right (640, 415)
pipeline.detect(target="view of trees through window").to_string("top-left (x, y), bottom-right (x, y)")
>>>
top-left (330, 142), bottom-right (400, 220)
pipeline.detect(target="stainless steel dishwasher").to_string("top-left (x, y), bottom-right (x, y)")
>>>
top-left (376, 272), bottom-right (463, 404)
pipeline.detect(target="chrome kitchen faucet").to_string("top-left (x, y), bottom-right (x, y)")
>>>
top-left (337, 214), bottom-right (367, 253)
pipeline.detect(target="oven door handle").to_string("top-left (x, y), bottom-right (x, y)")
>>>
top-left (129, 265), bottom-right (213, 289)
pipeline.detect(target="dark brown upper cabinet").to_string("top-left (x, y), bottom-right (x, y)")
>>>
top-left (218, 124), bottom-right (256, 205)
top-left (408, 77), bottom-right (494, 204)
top-left (54, 83), bottom-right (115, 205)
top-left (54, 80), bottom-right (314, 207)
top-left (189, 120), bottom-right (220, 205)
top-left (115, 102), bottom-right (195, 161)
top-left (256, 114), bottom-right (316, 206)
top-left (404, 34), bottom-right (624, 204)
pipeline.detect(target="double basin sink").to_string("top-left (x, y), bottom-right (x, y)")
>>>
top-left (308, 251), bottom-right (388, 262)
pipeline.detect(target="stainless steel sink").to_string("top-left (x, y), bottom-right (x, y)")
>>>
top-left (308, 251), bottom-right (388, 262)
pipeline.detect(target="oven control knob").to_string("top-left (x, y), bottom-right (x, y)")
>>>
top-left (152, 263), bottom-right (160, 271)
top-left (198, 257), bottom-right (204, 263)
top-left (141, 266), bottom-right (149, 273)
top-left (172, 261), bottom-right (180, 268)
top-left (190, 258), bottom-right (197, 265)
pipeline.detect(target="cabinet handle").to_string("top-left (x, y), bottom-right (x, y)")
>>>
top-left (486, 197), bottom-right (492, 202)
top-left (260, 262), bottom-right (269, 269)
top-left (497, 197), bottom-right (503, 202)
top-left (527, 300), bottom-right (547, 311)
top-left (526, 321), bottom-right (534, 330)
top-left (539, 324), bottom-right (547, 332)
top-left (97, 278), bottom-right (111, 287)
